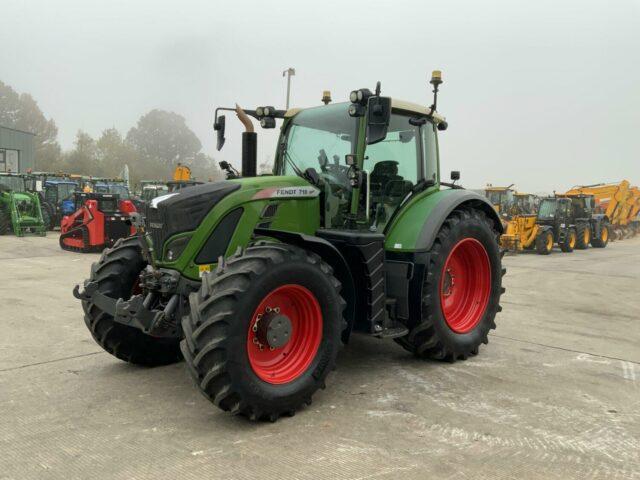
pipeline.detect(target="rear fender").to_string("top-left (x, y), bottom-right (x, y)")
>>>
top-left (386, 189), bottom-right (503, 252)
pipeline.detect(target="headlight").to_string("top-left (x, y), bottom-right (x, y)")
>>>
top-left (164, 235), bottom-right (191, 262)
top-left (256, 106), bottom-right (264, 117)
top-left (348, 104), bottom-right (364, 117)
top-left (260, 117), bottom-right (276, 128)
top-left (349, 91), bottom-right (358, 103)
top-left (263, 106), bottom-right (272, 116)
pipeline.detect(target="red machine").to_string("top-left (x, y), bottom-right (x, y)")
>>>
top-left (60, 192), bottom-right (136, 252)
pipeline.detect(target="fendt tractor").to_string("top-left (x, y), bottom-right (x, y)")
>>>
top-left (0, 173), bottom-right (47, 236)
top-left (74, 72), bottom-right (505, 421)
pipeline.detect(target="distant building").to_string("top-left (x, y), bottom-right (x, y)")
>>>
top-left (0, 125), bottom-right (36, 173)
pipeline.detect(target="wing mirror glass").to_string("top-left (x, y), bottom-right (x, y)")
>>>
top-left (366, 96), bottom-right (391, 145)
top-left (214, 115), bottom-right (226, 151)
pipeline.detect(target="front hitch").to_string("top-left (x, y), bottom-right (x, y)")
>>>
top-left (73, 281), bottom-right (180, 338)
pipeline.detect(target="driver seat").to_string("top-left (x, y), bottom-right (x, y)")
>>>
top-left (370, 161), bottom-right (402, 198)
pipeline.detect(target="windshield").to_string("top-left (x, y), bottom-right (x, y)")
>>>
top-left (142, 186), bottom-right (168, 201)
top-left (281, 103), bottom-right (357, 177)
top-left (96, 183), bottom-right (130, 198)
top-left (0, 176), bottom-right (25, 192)
top-left (58, 183), bottom-right (77, 200)
top-left (280, 103), bottom-right (357, 228)
top-left (486, 190), bottom-right (513, 207)
top-left (538, 199), bottom-right (557, 219)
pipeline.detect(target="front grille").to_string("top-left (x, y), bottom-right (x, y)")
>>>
top-left (145, 206), bottom-right (169, 254)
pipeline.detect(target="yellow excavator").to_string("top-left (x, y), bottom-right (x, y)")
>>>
top-left (564, 180), bottom-right (639, 239)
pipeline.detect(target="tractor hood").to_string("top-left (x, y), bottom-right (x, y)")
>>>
top-left (146, 181), bottom-right (241, 250)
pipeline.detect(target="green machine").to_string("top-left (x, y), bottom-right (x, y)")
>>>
top-left (75, 72), bottom-right (505, 421)
top-left (0, 173), bottom-right (46, 236)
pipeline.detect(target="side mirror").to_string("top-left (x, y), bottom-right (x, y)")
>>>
top-left (214, 115), bottom-right (226, 151)
top-left (345, 154), bottom-right (357, 166)
top-left (366, 96), bottom-right (391, 145)
top-left (450, 170), bottom-right (460, 181)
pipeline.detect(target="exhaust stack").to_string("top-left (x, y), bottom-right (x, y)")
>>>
top-left (235, 105), bottom-right (257, 178)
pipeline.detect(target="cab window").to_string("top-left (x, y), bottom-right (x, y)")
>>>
top-left (364, 113), bottom-right (420, 229)
top-left (422, 122), bottom-right (439, 183)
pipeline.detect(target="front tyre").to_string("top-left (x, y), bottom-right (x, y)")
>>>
top-left (82, 237), bottom-right (182, 366)
top-left (591, 224), bottom-right (609, 248)
top-left (560, 228), bottom-right (576, 252)
top-left (395, 207), bottom-right (504, 361)
top-left (575, 223), bottom-right (590, 250)
top-left (0, 205), bottom-right (10, 235)
top-left (181, 244), bottom-right (346, 421)
top-left (535, 230), bottom-right (553, 255)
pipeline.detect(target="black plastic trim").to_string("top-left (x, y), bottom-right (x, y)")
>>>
top-left (195, 207), bottom-right (244, 264)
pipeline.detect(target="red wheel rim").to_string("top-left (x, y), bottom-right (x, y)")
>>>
top-left (440, 238), bottom-right (491, 333)
top-left (247, 284), bottom-right (323, 384)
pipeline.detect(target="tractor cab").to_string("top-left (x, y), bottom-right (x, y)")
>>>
top-left (44, 180), bottom-right (78, 214)
top-left (560, 193), bottom-right (595, 220)
top-left (0, 172), bottom-right (26, 193)
top-left (0, 173), bottom-right (46, 236)
top-left (514, 193), bottom-right (538, 215)
top-left (140, 182), bottom-right (169, 202)
top-left (94, 181), bottom-right (131, 199)
top-left (141, 184), bottom-right (169, 202)
top-left (485, 186), bottom-right (515, 216)
top-left (537, 197), bottom-right (571, 224)
top-left (273, 100), bottom-right (442, 232)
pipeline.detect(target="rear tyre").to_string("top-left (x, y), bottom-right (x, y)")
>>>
top-left (560, 228), bottom-right (576, 252)
top-left (395, 208), bottom-right (503, 361)
top-left (535, 230), bottom-right (553, 255)
top-left (575, 223), bottom-right (590, 250)
top-left (82, 237), bottom-right (182, 366)
top-left (0, 206), bottom-right (10, 235)
top-left (181, 244), bottom-right (346, 421)
top-left (591, 224), bottom-right (609, 248)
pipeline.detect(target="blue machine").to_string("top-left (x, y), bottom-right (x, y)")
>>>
top-left (42, 179), bottom-right (79, 229)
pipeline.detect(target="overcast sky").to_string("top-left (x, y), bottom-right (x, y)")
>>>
top-left (1, 0), bottom-right (639, 192)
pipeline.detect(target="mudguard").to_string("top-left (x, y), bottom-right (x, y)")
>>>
top-left (385, 188), bottom-right (503, 253)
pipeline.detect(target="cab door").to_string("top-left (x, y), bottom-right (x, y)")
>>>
top-left (363, 113), bottom-right (423, 231)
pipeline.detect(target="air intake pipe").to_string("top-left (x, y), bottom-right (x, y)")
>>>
top-left (236, 105), bottom-right (257, 178)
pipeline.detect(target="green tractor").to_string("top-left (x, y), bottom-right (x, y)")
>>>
top-left (0, 173), bottom-right (47, 236)
top-left (74, 72), bottom-right (505, 421)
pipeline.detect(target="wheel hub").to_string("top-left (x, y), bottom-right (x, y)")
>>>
top-left (246, 284), bottom-right (323, 384)
top-left (442, 268), bottom-right (456, 297)
top-left (255, 311), bottom-right (292, 349)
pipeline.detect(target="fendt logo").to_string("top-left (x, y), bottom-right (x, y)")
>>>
top-left (252, 186), bottom-right (320, 200)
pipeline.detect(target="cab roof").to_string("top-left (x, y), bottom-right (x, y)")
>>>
top-left (285, 99), bottom-right (446, 124)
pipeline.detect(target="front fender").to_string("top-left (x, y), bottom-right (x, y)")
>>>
top-left (385, 188), bottom-right (503, 252)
